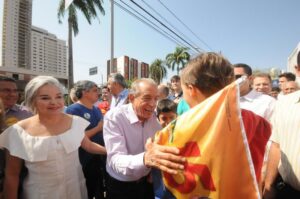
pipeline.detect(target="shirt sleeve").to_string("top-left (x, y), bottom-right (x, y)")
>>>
top-left (103, 115), bottom-right (150, 180)
top-left (270, 101), bottom-right (279, 144)
top-left (265, 98), bottom-right (276, 121)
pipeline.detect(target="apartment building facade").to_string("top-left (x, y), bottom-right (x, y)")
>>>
top-left (107, 55), bottom-right (149, 81)
top-left (2, 0), bottom-right (32, 69)
top-left (31, 26), bottom-right (67, 76)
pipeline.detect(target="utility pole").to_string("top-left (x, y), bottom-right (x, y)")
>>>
top-left (110, 0), bottom-right (114, 74)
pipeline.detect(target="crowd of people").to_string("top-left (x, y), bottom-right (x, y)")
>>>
top-left (0, 51), bottom-right (299, 199)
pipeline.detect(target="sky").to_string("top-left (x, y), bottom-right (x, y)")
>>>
top-left (1, 0), bottom-right (300, 85)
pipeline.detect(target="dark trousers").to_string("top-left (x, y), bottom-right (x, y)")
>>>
top-left (106, 174), bottom-right (154, 199)
top-left (273, 174), bottom-right (300, 199)
top-left (83, 155), bottom-right (106, 199)
top-left (0, 149), bottom-right (4, 192)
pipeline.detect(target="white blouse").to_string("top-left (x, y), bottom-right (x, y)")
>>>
top-left (0, 115), bottom-right (90, 199)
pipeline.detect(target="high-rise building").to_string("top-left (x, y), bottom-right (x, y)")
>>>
top-left (287, 42), bottom-right (300, 73)
top-left (107, 55), bottom-right (149, 81)
top-left (0, 0), bottom-right (68, 89)
top-left (31, 26), bottom-right (67, 76)
top-left (2, 0), bottom-right (32, 69)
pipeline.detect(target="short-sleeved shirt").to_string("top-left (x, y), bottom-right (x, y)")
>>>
top-left (65, 103), bottom-right (103, 167)
top-left (177, 99), bottom-right (190, 116)
top-left (4, 104), bottom-right (32, 129)
top-left (103, 103), bottom-right (162, 181)
top-left (270, 90), bottom-right (300, 190)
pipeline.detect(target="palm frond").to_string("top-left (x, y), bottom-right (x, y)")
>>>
top-left (57, 0), bottom-right (65, 24)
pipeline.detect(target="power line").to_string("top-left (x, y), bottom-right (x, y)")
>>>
top-left (116, 0), bottom-right (186, 47)
top-left (140, 0), bottom-right (204, 52)
top-left (114, 0), bottom-right (188, 46)
top-left (129, 0), bottom-right (201, 53)
top-left (157, 0), bottom-right (213, 51)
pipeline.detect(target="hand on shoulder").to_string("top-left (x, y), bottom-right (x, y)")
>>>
top-left (144, 137), bottom-right (186, 175)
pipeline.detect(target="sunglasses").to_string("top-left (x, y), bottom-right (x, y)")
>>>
top-left (235, 75), bottom-right (243, 79)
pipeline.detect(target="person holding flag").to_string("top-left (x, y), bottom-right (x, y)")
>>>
top-left (148, 52), bottom-right (271, 198)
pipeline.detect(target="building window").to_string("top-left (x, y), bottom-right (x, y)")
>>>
top-left (12, 74), bottom-right (19, 80)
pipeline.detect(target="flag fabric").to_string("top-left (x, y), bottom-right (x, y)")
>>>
top-left (65, 0), bottom-right (74, 10)
top-left (156, 81), bottom-right (261, 199)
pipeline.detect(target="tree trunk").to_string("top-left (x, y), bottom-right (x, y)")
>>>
top-left (68, 18), bottom-right (74, 92)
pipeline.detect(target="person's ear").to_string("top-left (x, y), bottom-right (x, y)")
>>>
top-left (187, 84), bottom-right (206, 104)
top-left (187, 84), bottom-right (197, 97)
top-left (128, 93), bottom-right (135, 103)
top-left (248, 75), bottom-right (254, 83)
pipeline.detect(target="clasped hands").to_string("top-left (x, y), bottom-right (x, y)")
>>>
top-left (143, 137), bottom-right (186, 175)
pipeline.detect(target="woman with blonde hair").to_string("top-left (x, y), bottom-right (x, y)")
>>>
top-left (0, 76), bottom-right (106, 199)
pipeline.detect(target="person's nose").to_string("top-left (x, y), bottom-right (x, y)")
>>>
top-left (149, 98), bottom-right (157, 107)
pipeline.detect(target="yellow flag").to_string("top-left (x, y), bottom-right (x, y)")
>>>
top-left (156, 81), bottom-right (260, 199)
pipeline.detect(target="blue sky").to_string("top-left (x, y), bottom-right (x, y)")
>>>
top-left (1, 0), bottom-right (300, 85)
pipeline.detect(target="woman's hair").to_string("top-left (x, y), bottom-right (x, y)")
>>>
top-left (73, 80), bottom-right (97, 99)
top-left (181, 52), bottom-right (234, 97)
top-left (24, 76), bottom-right (63, 113)
top-left (69, 88), bottom-right (78, 103)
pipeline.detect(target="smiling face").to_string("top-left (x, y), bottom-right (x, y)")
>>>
top-left (34, 84), bottom-right (64, 115)
top-left (0, 81), bottom-right (18, 109)
top-left (130, 81), bottom-right (158, 122)
top-left (101, 87), bottom-right (111, 101)
top-left (282, 81), bottom-right (299, 95)
top-left (158, 111), bottom-right (177, 128)
top-left (252, 76), bottom-right (272, 94)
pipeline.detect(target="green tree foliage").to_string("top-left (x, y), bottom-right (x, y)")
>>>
top-left (149, 59), bottom-right (167, 84)
top-left (166, 46), bottom-right (190, 74)
top-left (57, 0), bottom-right (105, 91)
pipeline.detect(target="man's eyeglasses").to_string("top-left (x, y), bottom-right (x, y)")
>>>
top-left (0, 88), bottom-right (18, 94)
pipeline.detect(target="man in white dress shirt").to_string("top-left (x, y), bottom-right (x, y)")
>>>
top-left (252, 73), bottom-right (272, 95)
top-left (233, 63), bottom-right (275, 121)
top-left (103, 78), bottom-right (185, 199)
top-left (263, 90), bottom-right (300, 199)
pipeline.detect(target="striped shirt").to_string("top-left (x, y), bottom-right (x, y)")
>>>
top-left (270, 90), bottom-right (300, 190)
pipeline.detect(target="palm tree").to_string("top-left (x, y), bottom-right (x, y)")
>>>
top-left (58, 0), bottom-right (105, 91)
top-left (149, 59), bottom-right (167, 84)
top-left (166, 46), bottom-right (190, 74)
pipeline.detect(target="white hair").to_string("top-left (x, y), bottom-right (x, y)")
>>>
top-left (130, 78), bottom-right (157, 96)
top-left (24, 76), bottom-right (63, 113)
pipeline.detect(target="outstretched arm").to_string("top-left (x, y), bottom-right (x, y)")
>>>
top-left (3, 150), bottom-right (22, 199)
top-left (81, 136), bottom-right (106, 155)
top-left (85, 120), bottom-right (103, 138)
